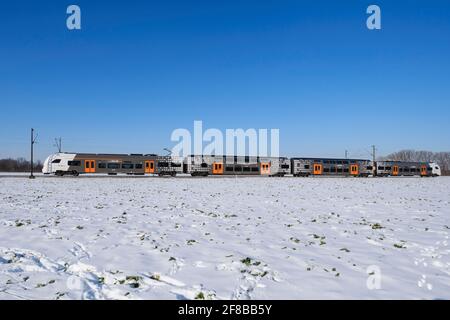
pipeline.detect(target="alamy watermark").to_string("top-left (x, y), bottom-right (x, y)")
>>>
top-left (170, 121), bottom-right (279, 160)
top-left (66, 5), bottom-right (81, 30)
top-left (367, 5), bottom-right (381, 30)
top-left (66, 5), bottom-right (381, 31)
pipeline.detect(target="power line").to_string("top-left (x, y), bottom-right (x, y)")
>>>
top-left (54, 137), bottom-right (62, 153)
top-left (163, 148), bottom-right (172, 156)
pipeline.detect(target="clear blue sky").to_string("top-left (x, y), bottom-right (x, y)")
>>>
top-left (1, 0), bottom-right (449, 161)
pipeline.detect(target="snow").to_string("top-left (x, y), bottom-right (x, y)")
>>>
top-left (1, 176), bottom-right (449, 300)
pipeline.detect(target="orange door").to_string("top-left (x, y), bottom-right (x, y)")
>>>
top-left (350, 164), bottom-right (359, 176)
top-left (85, 160), bottom-right (95, 173)
top-left (393, 166), bottom-right (399, 176)
top-left (260, 162), bottom-right (270, 175)
top-left (421, 165), bottom-right (427, 176)
top-left (212, 162), bottom-right (223, 175)
top-left (313, 164), bottom-right (323, 175)
top-left (145, 160), bottom-right (155, 174)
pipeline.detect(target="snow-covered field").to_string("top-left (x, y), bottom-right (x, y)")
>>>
top-left (1, 176), bottom-right (449, 300)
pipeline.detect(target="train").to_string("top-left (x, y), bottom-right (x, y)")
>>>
top-left (42, 152), bottom-right (442, 177)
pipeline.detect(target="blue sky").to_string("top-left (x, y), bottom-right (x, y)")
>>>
top-left (0, 0), bottom-right (449, 161)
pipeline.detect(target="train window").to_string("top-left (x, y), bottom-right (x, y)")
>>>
top-left (235, 166), bottom-right (242, 172)
top-left (243, 167), bottom-right (251, 172)
top-left (330, 167), bottom-right (336, 172)
top-left (323, 168), bottom-right (330, 173)
top-left (251, 167), bottom-right (259, 172)
top-left (85, 161), bottom-right (90, 168)
top-left (366, 166), bottom-right (373, 170)
top-left (158, 162), bottom-right (169, 167)
top-left (281, 164), bottom-right (289, 169)
top-left (378, 166), bottom-right (384, 170)
top-left (337, 168), bottom-right (343, 173)
top-left (201, 163), bottom-right (208, 168)
top-left (107, 163), bottom-right (120, 169)
top-left (304, 165), bottom-right (310, 169)
top-left (150, 162), bottom-right (154, 169)
top-left (98, 163), bottom-right (106, 169)
top-left (122, 163), bottom-right (134, 169)
top-left (244, 156), bottom-right (249, 163)
top-left (51, 159), bottom-right (62, 164)
top-left (226, 166), bottom-right (234, 172)
top-left (171, 162), bottom-right (182, 167)
top-left (385, 167), bottom-right (392, 170)
top-left (135, 164), bottom-right (143, 169)
top-left (403, 168), bottom-right (409, 172)
top-left (344, 168), bottom-right (349, 173)
top-left (68, 161), bottom-right (81, 166)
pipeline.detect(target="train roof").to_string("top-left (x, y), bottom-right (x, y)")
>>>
top-left (57, 152), bottom-right (158, 157)
top-left (290, 157), bottom-right (370, 161)
top-left (187, 155), bottom-right (287, 159)
top-left (376, 160), bottom-right (430, 164)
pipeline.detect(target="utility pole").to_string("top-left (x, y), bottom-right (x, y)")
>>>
top-left (345, 150), bottom-right (348, 159)
top-left (29, 128), bottom-right (38, 179)
top-left (371, 145), bottom-right (376, 162)
top-left (371, 145), bottom-right (377, 177)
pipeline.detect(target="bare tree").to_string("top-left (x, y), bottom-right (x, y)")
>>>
top-left (0, 158), bottom-right (43, 172)
top-left (381, 150), bottom-right (450, 175)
